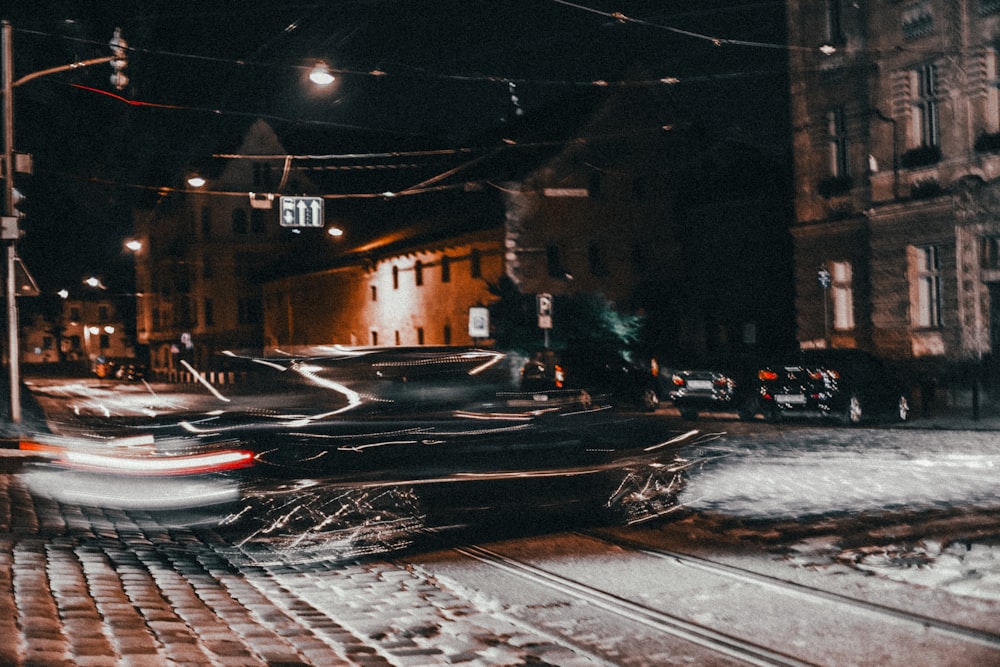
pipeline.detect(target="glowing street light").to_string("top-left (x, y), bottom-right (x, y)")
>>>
top-left (309, 62), bottom-right (335, 86)
top-left (124, 239), bottom-right (142, 253)
top-left (186, 174), bottom-right (206, 188)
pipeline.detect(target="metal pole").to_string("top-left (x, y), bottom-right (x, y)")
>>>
top-left (2, 21), bottom-right (21, 424)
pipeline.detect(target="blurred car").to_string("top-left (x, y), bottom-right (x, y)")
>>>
top-left (667, 352), bottom-right (763, 421)
top-left (19, 347), bottom-right (694, 562)
top-left (521, 348), bottom-right (660, 412)
top-left (756, 348), bottom-right (911, 425)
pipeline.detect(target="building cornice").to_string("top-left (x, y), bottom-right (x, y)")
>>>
top-left (790, 216), bottom-right (867, 239)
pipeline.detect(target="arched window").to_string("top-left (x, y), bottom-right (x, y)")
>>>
top-left (470, 249), bottom-right (482, 278)
top-left (232, 209), bottom-right (248, 234)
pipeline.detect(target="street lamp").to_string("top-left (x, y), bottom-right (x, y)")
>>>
top-left (308, 62), bottom-right (335, 86)
top-left (1, 20), bottom-right (126, 422)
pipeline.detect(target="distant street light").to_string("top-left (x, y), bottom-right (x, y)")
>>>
top-left (84, 276), bottom-right (107, 290)
top-left (124, 239), bottom-right (142, 253)
top-left (186, 174), bottom-right (206, 188)
top-left (309, 62), bottom-right (335, 86)
top-left (327, 226), bottom-right (344, 238)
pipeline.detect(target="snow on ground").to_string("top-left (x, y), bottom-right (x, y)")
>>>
top-left (675, 425), bottom-right (1000, 602)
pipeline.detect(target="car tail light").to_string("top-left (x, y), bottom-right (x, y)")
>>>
top-left (758, 369), bottom-right (778, 381)
top-left (807, 370), bottom-right (824, 380)
top-left (554, 364), bottom-right (565, 388)
top-left (20, 440), bottom-right (256, 476)
top-left (671, 374), bottom-right (686, 386)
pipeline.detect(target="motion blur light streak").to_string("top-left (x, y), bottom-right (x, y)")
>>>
top-left (20, 444), bottom-right (255, 475)
top-left (644, 429), bottom-right (701, 452)
top-left (21, 469), bottom-right (241, 512)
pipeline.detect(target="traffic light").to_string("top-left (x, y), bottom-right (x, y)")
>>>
top-left (109, 27), bottom-right (127, 90)
top-left (1, 186), bottom-right (26, 240)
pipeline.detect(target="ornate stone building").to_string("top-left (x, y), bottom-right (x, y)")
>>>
top-left (786, 0), bottom-right (1000, 393)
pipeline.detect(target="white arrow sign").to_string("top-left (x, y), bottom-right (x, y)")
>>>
top-left (280, 196), bottom-right (324, 227)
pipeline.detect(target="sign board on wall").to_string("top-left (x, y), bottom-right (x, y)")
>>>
top-left (469, 307), bottom-right (489, 338)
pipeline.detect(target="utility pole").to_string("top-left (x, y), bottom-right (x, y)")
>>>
top-left (2, 21), bottom-right (20, 424)
top-left (1, 20), bottom-right (127, 423)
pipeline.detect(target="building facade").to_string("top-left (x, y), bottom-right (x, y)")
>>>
top-left (263, 228), bottom-right (505, 350)
top-left (132, 120), bottom-right (317, 375)
top-left (22, 297), bottom-right (132, 369)
top-left (787, 0), bottom-right (1000, 392)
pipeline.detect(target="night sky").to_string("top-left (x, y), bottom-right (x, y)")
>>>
top-left (4, 1), bottom-right (789, 294)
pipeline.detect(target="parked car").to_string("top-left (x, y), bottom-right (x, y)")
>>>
top-left (521, 348), bottom-right (661, 412)
top-left (756, 348), bottom-right (911, 424)
top-left (667, 352), bottom-right (763, 421)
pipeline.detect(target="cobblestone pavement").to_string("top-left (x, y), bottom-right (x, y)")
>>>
top-left (0, 470), bottom-right (607, 667)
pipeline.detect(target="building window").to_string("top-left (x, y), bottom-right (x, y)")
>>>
top-left (911, 63), bottom-right (939, 148)
top-left (415, 260), bottom-right (424, 286)
top-left (371, 331), bottom-right (378, 346)
top-left (443, 323), bottom-right (452, 344)
top-left (203, 254), bottom-right (213, 279)
top-left (984, 49), bottom-right (1000, 135)
top-left (825, 0), bottom-right (845, 45)
top-left (902, 2), bottom-right (933, 40)
top-left (201, 207), bottom-right (212, 238)
top-left (982, 236), bottom-right (1000, 269)
top-left (588, 242), bottom-right (608, 276)
top-left (827, 107), bottom-right (849, 178)
top-left (417, 327), bottom-right (425, 345)
top-left (98, 306), bottom-right (109, 322)
top-left (204, 298), bottom-right (214, 327)
top-left (546, 245), bottom-right (564, 278)
top-left (392, 265), bottom-right (399, 290)
top-left (441, 255), bottom-right (451, 283)
top-left (912, 245), bottom-right (942, 327)
top-left (370, 285), bottom-right (377, 301)
top-left (250, 209), bottom-right (266, 234)
top-left (395, 330), bottom-right (401, 345)
top-left (252, 162), bottom-right (272, 188)
top-left (238, 298), bottom-right (261, 325)
top-left (470, 249), bottom-right (482, 278)
top-left (232, 209), bottom-right (248, 234)
top-left (830, 260), bottom-right (855, 330)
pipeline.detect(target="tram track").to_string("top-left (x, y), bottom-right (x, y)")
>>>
top-left (447, 530), bottom-right (1000, 666)
top-left (453, 542), bottom-right (814, 666)
top-left (579, 529), bottom-right (1000, 651)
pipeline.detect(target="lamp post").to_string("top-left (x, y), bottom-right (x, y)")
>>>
top-left (1, 20), bottom-right (126, 422)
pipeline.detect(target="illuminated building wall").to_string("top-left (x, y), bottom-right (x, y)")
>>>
top-left (787, 0), bottom-right (1000, 377)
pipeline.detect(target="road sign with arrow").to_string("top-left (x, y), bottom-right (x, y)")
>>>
top-left (279, 196), bottom-right (324, 228)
